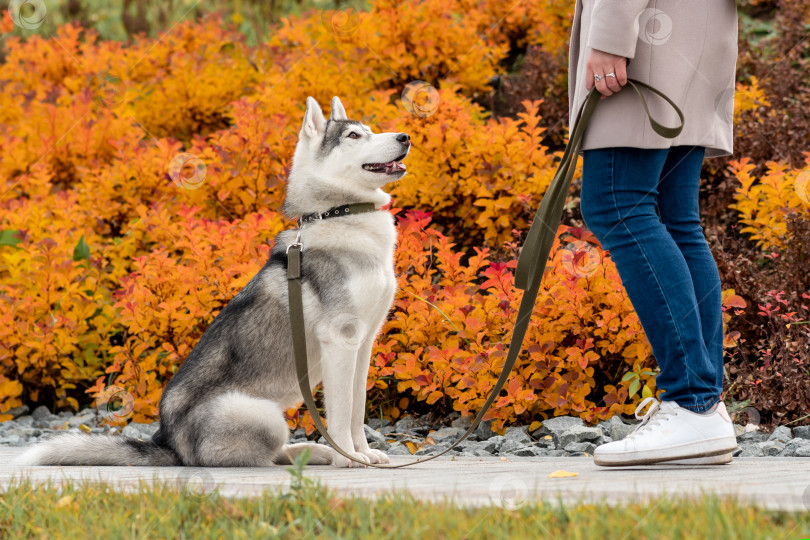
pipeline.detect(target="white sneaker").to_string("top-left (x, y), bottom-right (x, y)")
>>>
top-left (593, 397), bottom-right (738, 466)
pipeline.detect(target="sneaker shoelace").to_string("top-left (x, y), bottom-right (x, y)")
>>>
top-left (625, 397), bottom-right (675, 439)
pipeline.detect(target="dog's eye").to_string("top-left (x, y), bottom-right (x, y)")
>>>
top-left (347, 132), bottom-right (360, 139)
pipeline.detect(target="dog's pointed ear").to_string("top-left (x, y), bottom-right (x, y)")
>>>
top-left (302, 97), bottom-right (327, 139)
top-left (330, 96), bottom-right (348, 121)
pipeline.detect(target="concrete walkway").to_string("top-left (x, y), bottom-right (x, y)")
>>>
top-left (2, 448), bottom-right (809, 511)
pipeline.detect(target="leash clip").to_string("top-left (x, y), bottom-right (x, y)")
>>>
top-left (286, 229), bottom-right (303, 254)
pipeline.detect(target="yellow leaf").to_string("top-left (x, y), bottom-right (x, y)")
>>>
top-left (405, 442), bottom-right (417, 454)
top-left (55, 496), bottom-right (73, 508)
top-left (548, 470), bottom-right (578, 478)
top-left (529, 420), bottom-right (543, 432)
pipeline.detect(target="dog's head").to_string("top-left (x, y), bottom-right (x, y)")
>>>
top-left (283, 96), bottom-right (410, 218)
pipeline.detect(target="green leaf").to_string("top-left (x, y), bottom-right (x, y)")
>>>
top-left (73, 235), bottom-right (90, 261)
top-left (621, 371), bottom-right (636, 382)
top-left (628, 378), bottom-right (640, 396)
top-left (0, 229), bottom-right (21, 247)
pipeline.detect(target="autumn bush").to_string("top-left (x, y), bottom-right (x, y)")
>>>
top-left (0, 0), bottom-right (806, 431)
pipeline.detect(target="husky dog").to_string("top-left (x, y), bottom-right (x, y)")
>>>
top-left (17, 96), bottom-right (410, 468)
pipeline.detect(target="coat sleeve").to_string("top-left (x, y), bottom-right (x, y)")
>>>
top-left (586, 0), bottom-right (649, 59)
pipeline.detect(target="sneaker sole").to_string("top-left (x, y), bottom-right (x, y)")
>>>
top-left (663, 452), bottom-right (732, 465)
top-left (593, 438), bottom-right (737, 467)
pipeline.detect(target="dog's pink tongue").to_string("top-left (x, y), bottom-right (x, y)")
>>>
top-left (384, 161), bottom-right (406, 173)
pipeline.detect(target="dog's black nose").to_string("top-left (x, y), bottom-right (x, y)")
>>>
top-left (396, 133), bottom-right (410, 144)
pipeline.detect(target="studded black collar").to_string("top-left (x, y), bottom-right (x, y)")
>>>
top-left (297, 202), bottom-right (377, 227)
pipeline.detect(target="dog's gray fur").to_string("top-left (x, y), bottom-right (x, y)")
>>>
top-left (16, 96), bottom-right (410, 468)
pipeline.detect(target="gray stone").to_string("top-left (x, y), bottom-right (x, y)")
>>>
top-left (450, 416), bottom-right (473, 429)
top-left (503, 426), bottom-right (531, 443)
top-left (293, 428), bottom-right (306, 439)
top-left (394, 416), bottom-right (417, 432)
top-left (540, 416), bottom-right (585, 434)
top-left (597, 416), bottom-right (636, 441)
top-left (545, 449), bottom-right (568, 457)
top-left (58, 410), bottom-right (74, 418)
top-left (6, 405), bottom-right (29, 419)
top-left (67, 412), bottom-right (96, 428)
top-left (759, 441), bottom-right (785, 456)
top-left (0, 434), bottom-right (24, 446)
top-left (558, 426), bottom-right (603, 448)
top-left (480, 435), bottom-right (506, 454)
top-left (778, 439), bottom-right (806, 457)
top-left (733, 423), bottom-right (745, 437)
top-left (369, 440), bottom-right (391, 451)
top-left (31, 405), bottom-right (51, 421)
top-left (121, 422), bottom-right (159, 440)
top-left (793, 442), bottom-right (810, 457)
top-left (474, 419), bottom-right (497, 441)
top-left (380, 426), bottom-right (396, 436)
top-left (429, 426), bottom-right (463, 442)
top-left (767, 425), bottom-right (792, 443)
top-left (363, 425), bottom-right (385, 444)
top-left (415, 443), bottom-right (450, 456)
top-left (564, 441), bottom-right (597, 454)
top-left (14, 416), bottom-right (33, 427)
top-left (736, 443), bottom-right (764, 457)
top-left (386, 442), bottom-right (412, 456)
top-left (509, 446), bottom-right (543, 457)
top-left (737, 430), bottom-right (768, 443)
top-left (792, 425), bottom-right (810, 440)
top-left (530, 439), bottom-right (556, 450)
top-left (500, 440), bottom-right (529, 455)
top-left (367, 418), bottom-right (391, 430)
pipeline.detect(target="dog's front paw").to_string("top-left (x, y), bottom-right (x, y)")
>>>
top-left (358, 448), bottom-right (390, 464)
top-left (331, 449), bottom-right (371, 468)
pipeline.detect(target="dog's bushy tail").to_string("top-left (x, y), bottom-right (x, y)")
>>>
top-left (15, 433), bottom-right (180, 466)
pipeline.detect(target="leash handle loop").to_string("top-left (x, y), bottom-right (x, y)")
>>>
top-left (288, 79), bottom-right (684, 468)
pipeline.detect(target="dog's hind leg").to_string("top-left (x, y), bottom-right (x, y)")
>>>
top-left (194, 391), bottom-right (289, 467)
top-left (273, 443), bottom-right (333, 465)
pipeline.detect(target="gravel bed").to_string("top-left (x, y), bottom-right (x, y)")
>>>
top-left (2, 405), bottom-right (809, 459)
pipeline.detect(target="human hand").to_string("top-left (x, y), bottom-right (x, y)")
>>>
top-left (585, 49), bottom-right (628, 98)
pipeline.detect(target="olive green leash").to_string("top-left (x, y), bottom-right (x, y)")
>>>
top-left (286, 80), bottom-right (684, 468)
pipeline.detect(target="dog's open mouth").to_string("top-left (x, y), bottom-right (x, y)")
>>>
top-left (362, 153), bottom-right (408, 174)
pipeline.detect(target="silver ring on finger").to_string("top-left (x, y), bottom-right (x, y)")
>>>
top-left (594, 74), bottom-right (603, 82)
top-left (605, 73), bottom-right (616, 78)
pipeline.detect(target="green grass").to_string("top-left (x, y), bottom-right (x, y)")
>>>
top-left (1, 468), bottom-right (809, 540)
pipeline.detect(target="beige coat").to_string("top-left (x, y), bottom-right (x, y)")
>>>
top-left (568, 0), bottom-right (738, 158)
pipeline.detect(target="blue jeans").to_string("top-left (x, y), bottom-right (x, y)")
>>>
top-left (580, 146), bottom-right (723, 413)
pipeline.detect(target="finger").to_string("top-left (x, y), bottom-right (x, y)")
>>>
top-left (594, 75), bottom-right (613, 96)
top-left (617, 62), bottom-right (628, 86)
top-left (586, 66), bottom-right (594, 90)
top-left (605, 73), bottom-right (622, 93)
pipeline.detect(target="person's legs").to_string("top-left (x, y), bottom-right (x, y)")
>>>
top-left (656, 146), bottom-right (725, 401)
top-left (579, 146), bottom-right (720, 413)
